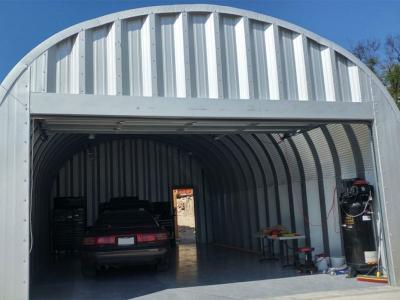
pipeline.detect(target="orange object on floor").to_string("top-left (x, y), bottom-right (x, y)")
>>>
top-left (356, 275), bottom-right (388, 283)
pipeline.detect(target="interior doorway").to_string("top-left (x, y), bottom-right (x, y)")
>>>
top-left (172, 188), bottom-right (196, 244)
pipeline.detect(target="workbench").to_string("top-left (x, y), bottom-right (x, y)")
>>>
top-left (256, 233), bottom-right (306, 266)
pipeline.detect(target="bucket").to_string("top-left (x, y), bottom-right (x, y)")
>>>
top-left (331, 256), bottom-right (346, 268)
top-left (315, 256), bottom-right (329, 272)
top-left (364, 251), bottom-right (378, 264)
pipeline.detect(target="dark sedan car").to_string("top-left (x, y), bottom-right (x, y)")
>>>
top-left (81, 209), bottom-right (170, 276)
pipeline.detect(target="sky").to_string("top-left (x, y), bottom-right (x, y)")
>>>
top-left (0, 0), bottom-right (399, 82)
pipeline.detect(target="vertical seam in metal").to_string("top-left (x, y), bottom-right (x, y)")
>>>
top-left (343, 124), bottom-right (365, 178)
top-left (304, 132), bottom-right (330, 256)
top-left (286, 137), bottom-right (311, 246)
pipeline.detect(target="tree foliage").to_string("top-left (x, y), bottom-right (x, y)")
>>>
top-left (352, 39), bottom-right (381, 75)
top-left (351, 35), bottom-right (400, 108)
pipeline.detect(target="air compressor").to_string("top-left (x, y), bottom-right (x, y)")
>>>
top-left (339, 179), bottom-right (377, 277)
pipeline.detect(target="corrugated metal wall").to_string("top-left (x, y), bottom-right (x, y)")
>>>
top-left (0, 70), bottom-right (30, 300)
top-left (50, 138), bottom-right (206, 226)
top-left (28, 8), bottom-right (366, 103)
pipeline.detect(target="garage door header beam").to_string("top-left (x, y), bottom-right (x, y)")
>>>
top-left (30, 93), bottom-right (374, 122)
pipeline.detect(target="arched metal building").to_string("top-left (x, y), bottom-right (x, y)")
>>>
top-left (1, 4), bottom-right (400, 299)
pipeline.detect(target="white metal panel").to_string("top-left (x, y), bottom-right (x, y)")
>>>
top-left (371, 80), bottom-right (400, 284)
top-left (308, 40), bottom-right (326, 101)
top-left (351, 123), bottom-right (375, 183)
top-left (265, 24), bottom-right (280, 100)
top-left (30, 53), bottom-right (47, 93)
top-left (124, 17), bottom-right (144, 96)
top-left (359, 68), bottom-right (371, 102)
top-left (106, 23), bottom-right (117, 95)
top-left (157, 14), bottom-right (178, 97)
top-left (336, 53), bottom-right (352, 102)
top-left (250, 21), bottom-right (269, 99)
top-left (91, 25), bottom-right (112, 95)
top-left (293, 34), bottom-right (309, 101)
top-left (173, 13), bottom-right (186, 98)
top-left (321, 47), bottom-right (336, 102)
top-left (348, 64), bottom-right (362, 102)
top-left (189, 14), bottom-right (209, 98)
top-left (220, 15), bottom-right (240, 99)
top-left (141, 16), bottom-right (152, 96)
top-left (0, 71), bottom-right (30, 300)
top-left (204, 13), bottom-right (219, 99)
top-left (234, 18), bottom-right (250, 99)
top-left (305, 180), bottom-right (324, 255)
top-left (279, 28), bottom-right (298, 100)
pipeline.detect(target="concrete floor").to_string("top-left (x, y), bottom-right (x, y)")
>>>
top-left (31, 244), bottom-right (381, 300)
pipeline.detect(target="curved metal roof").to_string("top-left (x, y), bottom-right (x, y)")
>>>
top-left (0, 4), bottom-right (395, 106)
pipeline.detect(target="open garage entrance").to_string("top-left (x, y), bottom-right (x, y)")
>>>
top-left (29, 116), bottom-right (383, 299)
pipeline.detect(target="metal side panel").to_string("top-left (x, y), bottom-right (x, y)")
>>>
top-left (267, 184), bottom-right (278, 254)
top-left (371, 82), bottom-right (400, 285)
top-left (0, 71), bottom-right (30, 300)
top-left (188, 13), bottom-right (210, 98)
top-left (267, 185), bottom-right (278, 229)
top-left (274, 137), bottom-right (305, 240)
top-left (323, 177), bottom-right (342, 256)
top-left (256, 186), bottom-right (267, 230)
top-left (291, 181), bottom-right (305, 241)
top-left (278, 184), bottom-right (291, 231)
top-left (304, 180), bottom-right (324, 255)
top-left (291, 134), bottom-right (318, 181)
top-left (308, 39), bottom-right (326, 101)
top-left (351, 123), bottom-right (375, 183)
top-left (279, 28), bottom-right (298, 100)
top-left (308, 128), bottom-right (342, 256)
top-left (219, 15), bottom-right (240, 99)
top-left (327, 123), bottom-right (357, 179)
top-left (250, 20), bottom-right (270, 100)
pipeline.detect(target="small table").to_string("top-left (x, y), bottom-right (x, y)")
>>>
top-left (255, 233), bottom-right (306, 266)
top-left (254, 232), bottom-right (279, 262)
top-left (267, 235), bottom-right (306, 267)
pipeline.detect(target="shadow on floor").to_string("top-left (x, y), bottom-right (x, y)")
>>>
top-left (30, 244), bottom-right (375, 300)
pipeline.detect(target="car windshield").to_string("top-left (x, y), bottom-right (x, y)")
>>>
top-left (95, 210), bottom-right (157, 227)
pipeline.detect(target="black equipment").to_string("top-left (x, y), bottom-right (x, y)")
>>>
top-left (339, 179), bottom-right (376, 277)
top-left (152, 202), bottom-right (175, 245)
top-left (53, 197), bottom-right (87, 252)
top-left (99, 197), bottom-right (152, 213)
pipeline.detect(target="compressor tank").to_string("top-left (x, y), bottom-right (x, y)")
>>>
top-left (339, 179), bottom-right (376, 273)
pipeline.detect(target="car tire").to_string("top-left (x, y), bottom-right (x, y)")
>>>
top-left (81, 261), bottom-right (97, 277)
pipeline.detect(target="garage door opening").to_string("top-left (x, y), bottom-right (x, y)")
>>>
top-left (28, 118), bottom-right (385, 299)
top-left (173, 187), bottom-right (197, 244)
